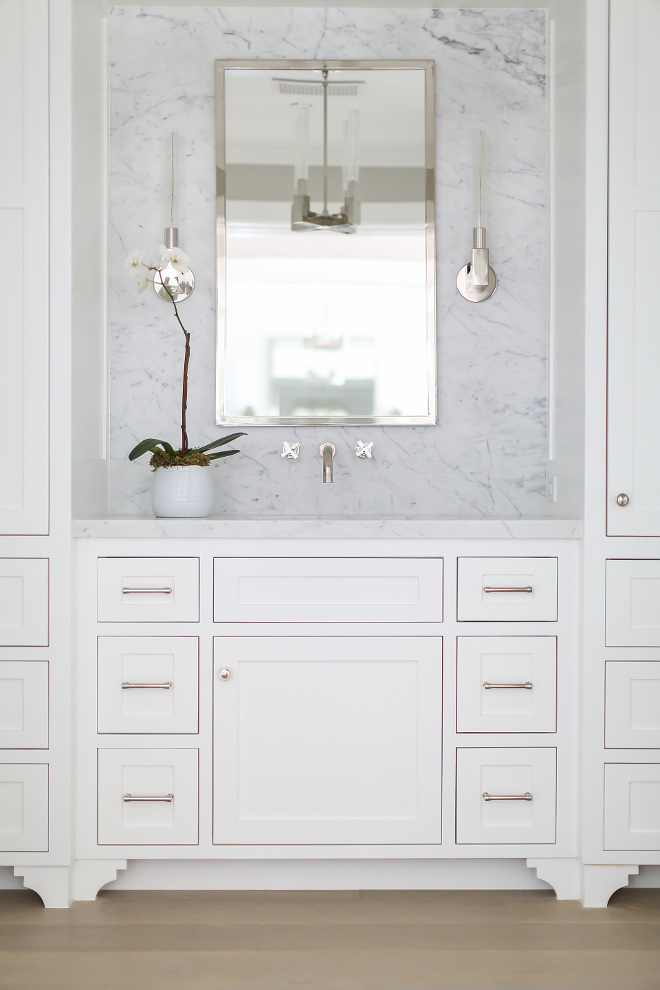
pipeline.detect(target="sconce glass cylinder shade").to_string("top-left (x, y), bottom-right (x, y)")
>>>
top-left (293, 104), bottom-right (310, 195)
top-left (473, 130), bottom-right (487, 230)
top-left (165, 131), bottom-right (180, 229)
top-left (342, 108), bottom-right (360, 192)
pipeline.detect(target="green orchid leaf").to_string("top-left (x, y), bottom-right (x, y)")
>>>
top-left (189, 433), bottom-right (247, 455)
top-left (208, 449), bottom-right (240, 460)
top-left (128, 438), bottom-right (176, 461)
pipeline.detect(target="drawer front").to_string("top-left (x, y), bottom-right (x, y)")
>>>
top-left (606, 560), bottom-right (660, 646)
top-left (0, 661), bottom-right (48, 748)
top-left (604, 764), bottom-right (660, 850)
top-left (213, 557), bottom-right (443, 623)
top-left (97, 558), bottom-right (199, 623)
top-left (97, 749), bottom-right (198, 845)
top-left (456, 637), bottom-right (556, 733)
top-left (0, 558), bottom-right (48, 646)
top-left (97, 638), bottom-right (199, 734)
top-left (456, 748), bottom-right (556, 844)
top-left (606, 662), bottom-right (660, 748)
top-left (457, 557), bottom-right (558, 622)
top-left (0, 764), bottom-right (48, 851)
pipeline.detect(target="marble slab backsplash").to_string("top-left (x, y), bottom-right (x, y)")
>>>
top-left (108, 6), bottom-right (548, 518)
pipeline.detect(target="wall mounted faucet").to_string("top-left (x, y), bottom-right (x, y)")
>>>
top-left (320, 443), bottom-right (336, 483)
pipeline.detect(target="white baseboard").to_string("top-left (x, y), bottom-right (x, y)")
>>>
top-left (101, 858), bottom-right (551, 892)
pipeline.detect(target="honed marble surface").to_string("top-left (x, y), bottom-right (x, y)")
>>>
top-left (74, 517), bottom-right (580, 540)
top-left (108, 7), bottom-right (548, 519)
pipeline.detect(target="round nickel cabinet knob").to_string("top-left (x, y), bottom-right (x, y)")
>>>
top-left (616, 493), bottom-right (630, 507)
top-left (218, 668), bottom-right (231, 680)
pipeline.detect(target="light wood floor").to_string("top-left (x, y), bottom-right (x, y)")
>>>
top-left (1, 887), bottom-right (659, 990)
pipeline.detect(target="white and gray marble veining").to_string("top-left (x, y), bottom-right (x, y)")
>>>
top-left (75, 517), bottom-right (581, 541)
top-left (107, 7), bottom-right (548, 519)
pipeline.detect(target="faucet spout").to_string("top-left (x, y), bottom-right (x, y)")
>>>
top-left (320, 443), bottom-right (336, 484)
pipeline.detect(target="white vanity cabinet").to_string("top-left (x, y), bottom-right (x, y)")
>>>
top-left (74, 531), bottom-right (578, 898)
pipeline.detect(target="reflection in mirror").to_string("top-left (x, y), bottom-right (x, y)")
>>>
top-left (216, 60), bottom-right (436, 425)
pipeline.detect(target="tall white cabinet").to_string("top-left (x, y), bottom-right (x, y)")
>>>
top-left (607, 0), bottom-right (660, 536)
top-left (0, 0), bottom-right (74, 907)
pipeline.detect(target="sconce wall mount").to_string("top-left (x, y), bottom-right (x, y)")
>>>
top-left (456, 226), bottom-right (497, 302)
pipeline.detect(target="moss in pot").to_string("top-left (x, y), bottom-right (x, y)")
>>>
top-left (125, 246), bottom-right (245, 517)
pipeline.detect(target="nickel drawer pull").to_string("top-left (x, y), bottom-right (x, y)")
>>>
top-left (121, 682), bottom-right (173, 690)
top-left (483, 792), bottom-right (532, 802)
top-left (123, 793), bottom-right (174, 803)
top-left (122, 587), bottom-right (173, 595)
top-left (483, 586), bottom-right (533, 594)
top-left (483, 681), bottom-right (533, 690)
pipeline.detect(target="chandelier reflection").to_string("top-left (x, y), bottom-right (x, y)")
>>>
top-left (284, 69), bottom-right (361, 234)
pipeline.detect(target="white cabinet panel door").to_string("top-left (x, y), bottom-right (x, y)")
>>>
top-left (0, 558), bottom-right (48, 646)
top-left (97, 749), bottom-right (198, 845)
top-left (456, 637), bottom-right (556, 733)
top-left (97, 638), bottom-right (199, 734)
top-left (0, 661), bottom-right (48, 748)
top-left (0, 0), bottom-right (49, 535)
top-left (604, 764), bottom-right (660, 851)
top-left (213, 637), bottom-right (442, 844)
top-left (456, 748), bottom-right (556, 845)
top-left (213, 558), bottom-right (443, 623)
top-left (607, 0), bottom-right (660, 534)
top-left (0, 764), bottom-right (48, 851)
top-left (97, 558), bottom-right (199, 622)
top-left (606, 662), bottom-right (660, 749)
top-left (457, 558), bottom-right (557, 622)
top-left (605, 560), bottom-right (660, 646)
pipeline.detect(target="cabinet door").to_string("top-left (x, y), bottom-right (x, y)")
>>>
top-left (213, 637), bottom-right (442, 845)
top-left (0, 0), bottom-right (49, 535)
top-left (0, 764), bottom-right (48, 852)
top-left (607, 0), bottom-right (660, 534)
top-left (0, 661), bottom-right (48, 748)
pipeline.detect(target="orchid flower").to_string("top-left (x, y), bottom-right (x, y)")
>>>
top-left (124, 247), bottom-right (151, 293)
top-left (159, 243), bottom-right (190, 273)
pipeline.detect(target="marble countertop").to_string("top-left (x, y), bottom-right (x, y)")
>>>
top-left (74, 517), bottom-right (582, 540)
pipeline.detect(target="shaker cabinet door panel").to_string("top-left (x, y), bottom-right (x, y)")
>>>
top-left (0, 764), bottom-right (48, 852)
top-left (0, 661), bottom-right (48, 748)
top-left (0, 0), bottom-right (49, 535)
top-left (213, 558), bottom-right (443, 623)
top-left (607, 0), bottom-right (660, 535)
top-left (213, 637), bottom-right (442, 845)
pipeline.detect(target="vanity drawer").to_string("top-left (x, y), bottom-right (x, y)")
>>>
top-left (455, 748), bottom-right (556, 845)
top-left (0, 661), bottom-right (48, 748)
top-left (606, 662), bottom-right (660, 748)
top-left (0, 558), bottom-right (48, 646)
top-left (604, 764), bottom-right (660, 850)
top-left (457, 557), bottom-right (558, 622)
top-left (0, 764), bottom-right (48, 852)
top-left (97, 748), bottom-right (198, 845)
top-left (97, 558), bottom-right (199, 623)
top-left (213, 557), bottom-right (443, 623)
top-left (606, 560), bottom-right (660, 646)
top-left (97, 638), bottom-right (199, 734)
top-left (456, 637), bottom-right (556, 733)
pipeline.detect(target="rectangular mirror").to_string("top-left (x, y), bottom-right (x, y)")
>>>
top-left (216, 59), bottom-right (436, 426)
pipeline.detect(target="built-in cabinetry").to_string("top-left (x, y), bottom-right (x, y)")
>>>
top-left (579, 0), bottom-right (660, 907)
top-left (73, 534), bottom-right (579, 901)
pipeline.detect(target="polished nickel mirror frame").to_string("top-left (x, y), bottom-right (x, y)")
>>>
top-left (215, 59), bottom-right (437, 427)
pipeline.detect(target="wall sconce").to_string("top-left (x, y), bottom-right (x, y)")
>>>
top-left (154, 132), bottom-right (195, 303)
top-left (457, 131), bottom-right (497, 302)
top-left (287, 69), bottom-right (361, 233)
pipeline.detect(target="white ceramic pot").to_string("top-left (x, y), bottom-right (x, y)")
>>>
top-left (151, 465), bottom-right (214, 518)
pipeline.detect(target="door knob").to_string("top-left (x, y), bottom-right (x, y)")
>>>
top-left (218, 668), bottom-right (231, 680)
top-left (616, 493), bottom-right (630, 506)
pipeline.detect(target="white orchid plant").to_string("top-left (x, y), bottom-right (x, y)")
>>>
top-left (125, 245), bottom-right (245, 469)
